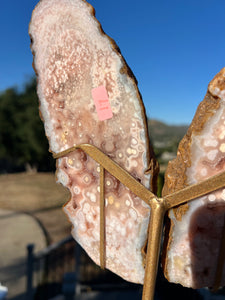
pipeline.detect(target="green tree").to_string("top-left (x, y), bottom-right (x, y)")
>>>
top-left (0, 78), bottom-right (54, 173)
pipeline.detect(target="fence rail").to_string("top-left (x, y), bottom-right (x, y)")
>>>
top-left (26, 234), bottom-right (142, 300)
top-left (26, 235), bottom-right (76, 300)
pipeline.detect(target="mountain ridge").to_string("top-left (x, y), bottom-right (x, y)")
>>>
top-left (148, 119), bottom-right (189, 145)
top-left (147, 119), bottom-right (189, 170)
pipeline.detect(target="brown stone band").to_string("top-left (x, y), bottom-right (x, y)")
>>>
top-left (53, 143), bottom-right (225, 300)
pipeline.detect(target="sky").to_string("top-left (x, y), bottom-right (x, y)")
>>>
top-left (1, 0), bottom-right (225, 125)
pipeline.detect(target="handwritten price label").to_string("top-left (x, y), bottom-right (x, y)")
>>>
top-left (92, 86), bottom-right (113, 121)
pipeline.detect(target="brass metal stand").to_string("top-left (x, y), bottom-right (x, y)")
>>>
top-left (54, 144), bottom-right (225, 300)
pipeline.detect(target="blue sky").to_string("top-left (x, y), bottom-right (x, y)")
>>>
top-left (1, 0), bottom-right (225, 124)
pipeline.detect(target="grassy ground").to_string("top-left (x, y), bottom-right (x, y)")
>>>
top-left (0, 172), bottom-right (71, 243)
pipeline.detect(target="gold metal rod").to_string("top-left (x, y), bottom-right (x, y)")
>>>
top-left (142, 198), bottom-right (166, 300)
top-left (164, 171), bottom-right (225, 209)
top-left (100, 165), bottom-right (105, 269)
top-left (53, 146), bottom-right (78, 159)
top-left (54, 144), bottom-right (155, 205)
top-left (78, 144), bottom-right (156, 204)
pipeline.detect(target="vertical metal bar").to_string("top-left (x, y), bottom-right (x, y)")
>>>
top-left (27, 244), bottom-right (35, 300)
top-left (100, 165), bottom-right (105, 269)
top-left (142, 199), bottom-right (165, 300)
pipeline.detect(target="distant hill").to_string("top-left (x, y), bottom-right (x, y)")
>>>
top-left (148, 119), bottom-right (188, 148)
top-left (147, 119), bottom-right (189, 169)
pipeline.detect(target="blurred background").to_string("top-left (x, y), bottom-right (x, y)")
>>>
top-left (1, 0), bottom-right (225, 299)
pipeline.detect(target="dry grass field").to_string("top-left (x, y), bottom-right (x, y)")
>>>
top-left (0, 172), bottom-right (71, 243)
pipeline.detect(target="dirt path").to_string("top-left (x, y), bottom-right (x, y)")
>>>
top-left (0, 173), bottom-right (72, 299)
top-left (0, 173), bottom-right (71, 243)
top-left (0, 209), bottom-right (46, 299)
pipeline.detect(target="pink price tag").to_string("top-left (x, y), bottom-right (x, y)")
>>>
top-left (92, 86), bottom-right (113, 121)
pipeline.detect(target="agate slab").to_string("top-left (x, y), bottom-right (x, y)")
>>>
top-left (29, 0), bottom-right (158, 283)
top-left (162, 68), bottom-right (225, 289)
